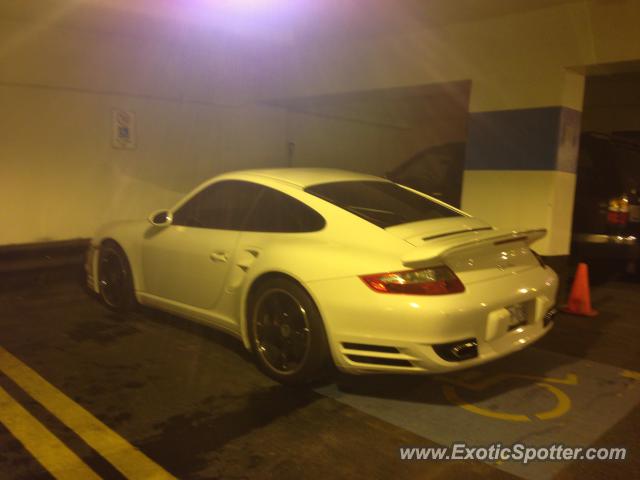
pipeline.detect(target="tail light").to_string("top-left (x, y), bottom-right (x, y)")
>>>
top-left (360, 266), bottom-right (465, 295)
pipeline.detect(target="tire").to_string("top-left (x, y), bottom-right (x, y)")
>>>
top-left (98, 241), bottom-right (136, 313)
top-left (248, 277), bottom-right (330, 385)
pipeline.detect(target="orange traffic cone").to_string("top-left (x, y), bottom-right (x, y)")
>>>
top-left (561, 262), bottom-right (598, 316)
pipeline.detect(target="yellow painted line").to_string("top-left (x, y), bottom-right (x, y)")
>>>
top-left (620, 369), bottom-right (640, 381)
top-left (441, 376), bottom-right (574, 422)
top-left (441, 385), bottom-right (531, 422)
top-left (534, 383), bottom-right (571, 420)
top-left (0, 347), bottom-right (176, 480)
top-left (0, 385), bottom-right (101, 480)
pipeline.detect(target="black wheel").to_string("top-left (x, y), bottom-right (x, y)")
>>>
top-left (248, 278), bottom-right (330, 384)
top-left (98, 241), bottom-right (136, 313)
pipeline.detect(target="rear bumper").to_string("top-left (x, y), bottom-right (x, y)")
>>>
top-left (308, 265), bottom-right (558, 374)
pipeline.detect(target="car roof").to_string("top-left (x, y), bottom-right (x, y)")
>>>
top-left (226, 168), bottom-right (388, 188)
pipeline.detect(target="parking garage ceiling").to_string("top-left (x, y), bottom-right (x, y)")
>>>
top-left (0, 0), bottom-right (586, 40)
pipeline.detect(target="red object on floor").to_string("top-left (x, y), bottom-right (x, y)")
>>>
top-left (561, 262), bottom-right (598, 317)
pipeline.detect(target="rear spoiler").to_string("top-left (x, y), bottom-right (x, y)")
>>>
top-left (401, 228), bottom-right (547, 267)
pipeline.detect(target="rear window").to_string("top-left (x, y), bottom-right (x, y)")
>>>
top-left (305, 181), bottom-right (460, 228)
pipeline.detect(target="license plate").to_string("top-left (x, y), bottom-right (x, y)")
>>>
top-left (507, 303), bottom-right (527, 330)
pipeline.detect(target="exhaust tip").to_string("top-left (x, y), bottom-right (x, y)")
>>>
top-left (543, 307), bottom-right (557, 327)
top-left (433, 338), bottom-right (478, 362)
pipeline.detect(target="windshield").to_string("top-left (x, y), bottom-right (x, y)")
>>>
top-left (305, 181), bottom-right (461, 228)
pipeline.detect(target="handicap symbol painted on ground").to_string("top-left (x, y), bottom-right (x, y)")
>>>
top-left (435, 372), bottom-right (578, 422)
top-left (317, 348), bottom-right (640, 480)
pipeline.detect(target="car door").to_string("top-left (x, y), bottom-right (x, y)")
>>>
top-left (141, 180), bottom-right (263, 310)
top-left (223, 185), bottom-right (326, 294)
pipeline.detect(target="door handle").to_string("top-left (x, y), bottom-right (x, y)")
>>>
top-left (210, 251), bottom-right (229, 263)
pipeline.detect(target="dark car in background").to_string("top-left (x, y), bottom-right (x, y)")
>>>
top-left (572, 131), bottom-right (640, 277)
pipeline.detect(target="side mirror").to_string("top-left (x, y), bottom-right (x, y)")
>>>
top-left (148, 209), bottom-right (173, 227)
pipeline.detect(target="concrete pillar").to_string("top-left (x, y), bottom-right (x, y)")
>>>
top-left (461, 71), bottom-right (585, 295)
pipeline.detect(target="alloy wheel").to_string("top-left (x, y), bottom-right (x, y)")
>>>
top-left (99, 249), bottom-right (127, 309)
top-left (252, 288), bottom-right (312, 375)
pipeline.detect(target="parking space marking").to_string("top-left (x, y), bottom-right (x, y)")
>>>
top-left (620, 369), bottom-right (640, 381)
top-left (533, 383), bottom-right (571, 420)
top-left (0, 385), bottom-right (101, 480)
top-left (318, 347), bottom-right (640, 480)
top-left (0, 346), bottom-right (176, 480)
top-left (438, 372), bottom-right (577, 422)
top-left (441, 383), bottom-right (530, 421)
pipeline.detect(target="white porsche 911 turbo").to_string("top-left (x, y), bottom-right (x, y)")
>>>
top-left (86, 168), bottom-right (558, 384)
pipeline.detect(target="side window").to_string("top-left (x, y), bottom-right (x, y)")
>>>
top-left (244, 187), bottom-right (325, 233)
top-left (172, 180), bottom-right (263, 230)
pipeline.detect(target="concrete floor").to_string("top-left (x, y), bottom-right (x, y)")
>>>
top-left (0, 269), bottom-right (638, 479)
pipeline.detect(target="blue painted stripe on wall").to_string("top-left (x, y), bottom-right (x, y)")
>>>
top-left (465, 106), bottom-right (580, 173)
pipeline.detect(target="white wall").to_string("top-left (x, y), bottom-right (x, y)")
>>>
top-left (0, 84), bottom-right (289, 245)
top-left (0, 14), bottom-right (295, 246)
top-left (1, 15), bottom-right (468, 246)
top-left (1, 85), bottom-right (466, 246)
